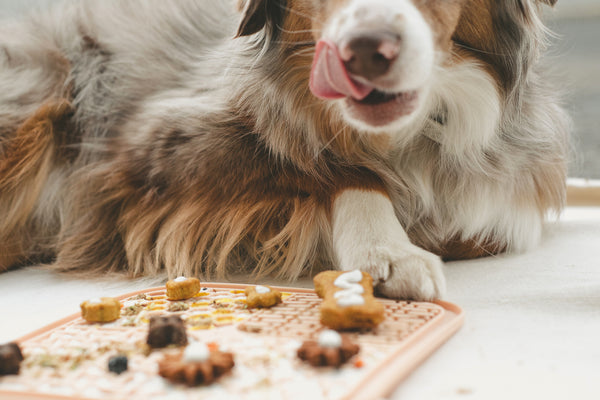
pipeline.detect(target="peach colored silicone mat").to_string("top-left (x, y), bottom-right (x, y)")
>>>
top-left (0, 283), bottom-right (464, 400)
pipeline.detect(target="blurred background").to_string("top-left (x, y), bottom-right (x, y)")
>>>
top-left (0, 0), bottom-right (598, 178)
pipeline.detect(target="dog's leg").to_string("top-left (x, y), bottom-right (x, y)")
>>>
top-left (332, 189), bottom-right (445, 300)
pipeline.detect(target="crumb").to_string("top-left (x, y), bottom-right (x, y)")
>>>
top-left (167, 302), bottom-right (190, 312)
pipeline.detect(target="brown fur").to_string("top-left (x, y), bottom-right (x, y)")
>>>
top-left (0, 100), bottom-right (73, 270)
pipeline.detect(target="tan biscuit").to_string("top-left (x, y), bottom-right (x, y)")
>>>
top-left (80, 297), bottom-right (121, 323)
top-left (166, 277), bottom-right (201, 300)
top-left (244, 285), bottom-right (282, 309)
top-left (314, 270), bottom-right (385, 330)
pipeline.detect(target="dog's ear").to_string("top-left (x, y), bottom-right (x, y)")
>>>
top-left (236, 0), bottom-right (282, 37)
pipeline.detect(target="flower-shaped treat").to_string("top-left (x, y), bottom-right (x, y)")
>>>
top-left (158, 342), bottom-right (235, 386)
top-left (297, 330), bottom-right (360, 368)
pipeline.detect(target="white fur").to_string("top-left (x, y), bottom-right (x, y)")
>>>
top-left (332, 189), bottom-right (445, 300)
top-left (424, 61), bottom-right (502, 158)
top-left (387, 60), bottom-right (545, 254)
top-left (322, 0), bottom-right (435, 132)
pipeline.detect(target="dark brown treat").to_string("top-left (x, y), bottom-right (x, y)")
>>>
top-left (0, 343), bottom-right (24, 376)
top-left (297, 336), bottom-right (360, 368)
top-left (158, 351), bottom-right (235, 386)
top-left (146, 315), bottom-right (188, 348)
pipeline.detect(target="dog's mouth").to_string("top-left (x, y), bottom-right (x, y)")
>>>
top-left (309, 40), bottom-right (419, 128)
top-left (345, 89), bottom-right (419, 127)
top-left (354, 89), bottom-right (418, 107)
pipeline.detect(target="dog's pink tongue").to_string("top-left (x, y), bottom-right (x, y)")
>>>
top-left (310, 40), bottom-right (373, 101)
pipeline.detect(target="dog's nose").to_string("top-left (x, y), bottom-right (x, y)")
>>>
top-left (340, 33), bottom-right (400, 81)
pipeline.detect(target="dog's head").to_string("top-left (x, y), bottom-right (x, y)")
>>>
top-left (237, 0), bottom-right (558, 134)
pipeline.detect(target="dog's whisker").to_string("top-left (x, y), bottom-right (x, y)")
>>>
top-left (276, 26), bottom-right (320, 36)
top-left (453, 41), bottom-right (509, 57)
top-left (313, 127), bottom-right (346, 160)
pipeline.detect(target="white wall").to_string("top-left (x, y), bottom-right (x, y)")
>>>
top-left (0, 0), bottom-right (58, 18)
top-left (553, 0), bottom-right (600, 19)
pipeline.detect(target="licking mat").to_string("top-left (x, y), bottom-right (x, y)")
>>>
top-left (0, 283), bottom-right (464, 400)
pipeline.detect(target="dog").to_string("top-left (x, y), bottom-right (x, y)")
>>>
top-left (0, 0), bottom-right (568, 300)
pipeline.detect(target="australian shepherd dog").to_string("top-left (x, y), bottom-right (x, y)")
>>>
top-left (0, 0), bottom-right (568, 300)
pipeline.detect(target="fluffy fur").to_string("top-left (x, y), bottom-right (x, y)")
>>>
top-left (0, 0), bottom-right (568, 300)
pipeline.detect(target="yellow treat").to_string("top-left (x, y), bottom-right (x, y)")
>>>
top-left (166, 277), bottom-right (201, 300)
top-left (244, 285), bottom-right (282, 309)
top-left (314, 270), bottom-right (385, 330)
top-left (80, 297), bottom-right (121, 323)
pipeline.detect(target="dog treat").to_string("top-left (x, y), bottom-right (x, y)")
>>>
top-left (80, 297), bottom-right (121, 323)
top-left (108, 355), bottom-right (128, 375)
top-left (314, 270), bottom-right (385, 330)
top-left (158, 343), bottom-right (235, 386)
top-left (146, 315), bottom-right (188, 348)
top-left (0, 343), bottom-right (24, 376)
top-left (166, 277), bottom-right (201, 301)
top-left (244, 285), bottom-right (282, 309)
top-left (297, 330), bottom-right (360, 368)
top-left (0, 284), bottom-right (459, 400)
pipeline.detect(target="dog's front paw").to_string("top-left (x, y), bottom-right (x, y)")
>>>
top-left (332, 189), bottom-right (446, 301)
top-left (350, 244), bottom-right (446, 301)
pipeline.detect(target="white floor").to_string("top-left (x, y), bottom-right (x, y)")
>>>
top-left (1, 207), bottom-right (599, 399)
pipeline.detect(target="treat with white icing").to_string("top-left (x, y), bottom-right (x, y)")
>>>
top-left (244, 285), bottom-right (282, 309)
top-left (166, 277), bottom-right (201, 301)
top-left (314, 270), bottom-right (385, 330)
top-left (297, 331), bottom-right (360, 368)
top-left (80, 297), bottom-right (122, 323)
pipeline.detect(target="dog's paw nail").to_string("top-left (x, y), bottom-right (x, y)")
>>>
top-left (375, 249), bottom-right (446, 301)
